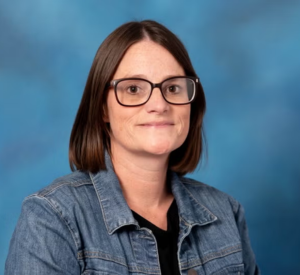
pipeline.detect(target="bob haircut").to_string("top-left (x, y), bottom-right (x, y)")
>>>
top-left (69, 20), bottom-right (206, 176)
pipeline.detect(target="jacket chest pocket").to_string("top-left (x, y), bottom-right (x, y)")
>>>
top-left (211, 264), bottom-right (244, 275)
top-left (184, 261), bottom-right (244, 275)
top-left (80, 254), bottom-right (129, 275)
top-left (82, 272), bottom-right (120, 275)
top-left (80, 257), bottom-right (157, 275)
top-left (186, 264), bottom-right (244, 275)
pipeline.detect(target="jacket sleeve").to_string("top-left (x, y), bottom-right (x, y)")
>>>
top-left (5, 195), bottom-right (81, 275)
top-left (234, 202), bottom-right (260, 275)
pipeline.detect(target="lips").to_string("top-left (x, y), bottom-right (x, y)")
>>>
top-left (139, 122), bottom-right (174, 126)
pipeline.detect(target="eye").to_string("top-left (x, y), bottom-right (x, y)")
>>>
top-left (127, 85), bottom-right (140, 94)
top-left (167, 85), bottom-right (180, 93)
top-left (117, 79), bottom-right (149, 96)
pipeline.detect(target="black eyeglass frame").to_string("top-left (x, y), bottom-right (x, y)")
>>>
top-left (108, 76), bottom-right (199, 107)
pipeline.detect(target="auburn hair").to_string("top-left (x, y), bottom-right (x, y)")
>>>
top-left (69, 20), bottom-right (206, 175)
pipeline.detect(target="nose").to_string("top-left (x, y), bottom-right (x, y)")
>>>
top-left (144, 87), bottom-right (169, 113)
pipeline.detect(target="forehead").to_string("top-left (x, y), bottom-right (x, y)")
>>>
top-left (113, 40), bottom-right (185, 81)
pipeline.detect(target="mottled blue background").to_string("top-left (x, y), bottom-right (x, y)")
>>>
top-left (1, 0), bottom-right (300, 274)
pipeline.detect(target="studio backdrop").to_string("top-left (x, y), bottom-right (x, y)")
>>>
top-left (0, 1), bottom-right (300, 274)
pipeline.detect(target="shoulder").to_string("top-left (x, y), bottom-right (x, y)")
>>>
top-left (179, 176), bottom-right (240, 214)
top-left (23, 170), bottom-right (95, 215)
top-left (28, 170), bottom-right (92, 198)
top-left (20, 171), bottom-right (99, 240)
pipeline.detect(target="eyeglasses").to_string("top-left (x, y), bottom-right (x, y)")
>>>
top-left (109, 76), bottom-right (198, 107)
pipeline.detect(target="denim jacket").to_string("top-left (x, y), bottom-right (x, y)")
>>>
top-left (5, 154), bottom-right (259, 275)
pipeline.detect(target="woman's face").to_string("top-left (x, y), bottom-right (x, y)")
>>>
top-left (106, 40), bottom-right (191, 158)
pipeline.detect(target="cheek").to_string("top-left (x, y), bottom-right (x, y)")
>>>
top-left (179, 106), bottom-right (191, 133)
top-left (108, 109), bottom-right (136, 138)
top-left (106, 94), bottom-right (125, 135)
top-left (109, 114), bottom-right (124, 136)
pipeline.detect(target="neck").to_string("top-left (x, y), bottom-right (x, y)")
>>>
top-left (110, 144), bottom-right (172, 211)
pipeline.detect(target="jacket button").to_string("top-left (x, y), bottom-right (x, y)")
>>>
top-left (188, 269), bottom-right (197, 275)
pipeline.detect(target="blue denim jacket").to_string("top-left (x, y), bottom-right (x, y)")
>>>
top-left (5, 154), bottom-right (259, 275)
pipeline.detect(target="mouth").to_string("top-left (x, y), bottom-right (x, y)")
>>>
top-left (138, 122), bottom-right (174, 127)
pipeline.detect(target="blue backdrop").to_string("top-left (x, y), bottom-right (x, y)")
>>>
top-left (1, 1), bottom-right (300, 274)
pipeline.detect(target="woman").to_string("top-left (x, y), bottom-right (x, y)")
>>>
top-left (5, 20), bottom-right (259, 274)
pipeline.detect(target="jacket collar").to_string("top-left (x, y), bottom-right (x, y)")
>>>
top-left (89, 152), bottom-right (217, 235)
top-left (169, 172), bottom-right (218, 226)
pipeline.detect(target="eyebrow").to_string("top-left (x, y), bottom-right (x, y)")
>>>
top-left (121, 74), bottom-right (185, 80)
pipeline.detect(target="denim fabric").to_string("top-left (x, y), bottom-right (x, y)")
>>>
top-left (5, 154), bottom-right (259, 275)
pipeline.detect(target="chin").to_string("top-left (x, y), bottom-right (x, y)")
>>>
top-left (144, 142), bottom-right (177, 156)
top-left (148, 148), bottom-right (171, 156)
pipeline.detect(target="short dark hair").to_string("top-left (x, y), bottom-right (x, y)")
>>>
top-left (69, 20), bottom-right (206, 175)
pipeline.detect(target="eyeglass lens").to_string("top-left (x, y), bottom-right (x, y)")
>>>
top-left (115, 78), bottom-right (195, 106)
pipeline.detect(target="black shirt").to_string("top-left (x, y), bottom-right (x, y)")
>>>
top-left (132, 200), bottom-right (180, 275)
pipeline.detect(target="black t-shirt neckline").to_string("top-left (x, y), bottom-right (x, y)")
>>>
top-left (131, 199), bottom-right (180, 275)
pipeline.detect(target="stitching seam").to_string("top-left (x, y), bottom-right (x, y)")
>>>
top-left (33, 195), bottom-right (80, 251)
